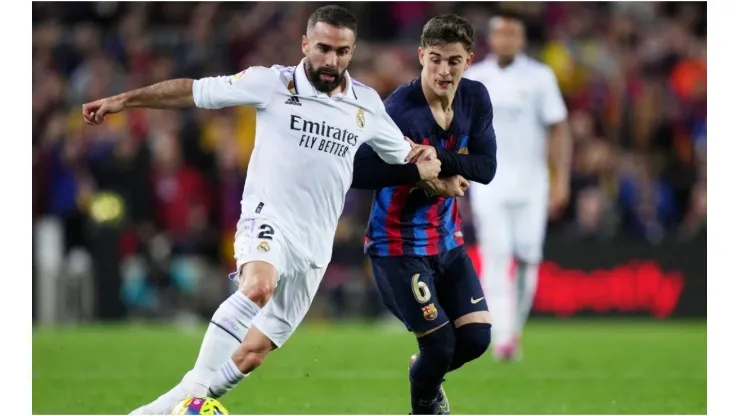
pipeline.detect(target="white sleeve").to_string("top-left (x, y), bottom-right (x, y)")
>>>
top-left (365, 104), bottom-right (412, 165)
top-left (538, 67), bottom-right (568, 125)
top-left (192, 66), bottom-right (278, 110)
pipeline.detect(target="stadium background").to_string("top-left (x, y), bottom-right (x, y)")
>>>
top-left (31, 1), bottom-right (707, 414)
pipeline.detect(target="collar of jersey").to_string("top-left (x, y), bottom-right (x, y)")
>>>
top-left (294, 58), bottom-right (358, 100)
top-left (486, 53), bottom-right (527, 71)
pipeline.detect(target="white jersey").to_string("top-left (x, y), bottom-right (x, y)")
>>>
top-left (464, 54), bottom-right (567, 202)
top-left (193, 59), bottom-right (411, 268)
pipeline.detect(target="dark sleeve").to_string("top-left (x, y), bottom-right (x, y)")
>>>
top-left (437, 85), bottom-right (497, 184)
top-left (351, 143), bottom-right (421, 190)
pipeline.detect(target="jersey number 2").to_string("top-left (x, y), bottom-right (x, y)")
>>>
top-left (257, 224), bottom-right (274, 240)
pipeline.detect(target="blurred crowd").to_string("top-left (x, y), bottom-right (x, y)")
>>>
top-left (32, 2), bottom-right (707, 321)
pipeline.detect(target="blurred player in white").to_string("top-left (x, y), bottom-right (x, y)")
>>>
top-left (82, 6), bottom-right (439, 414)
top-left (464, 12), bottom-right (571, 361)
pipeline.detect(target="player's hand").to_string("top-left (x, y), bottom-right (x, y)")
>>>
top-left (548, 179), bottom-right (570, 219)
top-left (421, 175), bottom-right (469, 197)
top-left (404, 138), bottom-right (437, 163)
top-left (416, 158), bottom-right (441, 181)
top-left (82, 96), bottom-right (125, 125)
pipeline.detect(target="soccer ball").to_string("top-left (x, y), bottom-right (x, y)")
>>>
top-left (171, 397), bottom-right (229, 415)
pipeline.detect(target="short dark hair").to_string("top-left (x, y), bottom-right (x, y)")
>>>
top-left (307, 5), bottom-right (358, 36)
top-left (489, 10), bottom-right (526, 31)
top-left (421, 14), bottom-right (475, 53)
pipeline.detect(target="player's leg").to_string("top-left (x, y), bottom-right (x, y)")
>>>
top-left (208, 263), bottom-right (325, 399)
top-left (129, 219), bottom-right (283, 414)
top-left (371, 255), bottom-right (454, 414)
top-left (472, 202), bottom-right (517, 358)
top-left (435, 247), bottom-right (491, 372)
top-left (511, 197), bottom-right (548, 347)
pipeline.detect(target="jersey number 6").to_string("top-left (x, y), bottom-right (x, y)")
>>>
top-left (411, 273), bottom-right (432, 304)
top-left (257, 224), bottom-right (275, 240)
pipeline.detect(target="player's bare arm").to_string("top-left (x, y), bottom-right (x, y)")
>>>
top-left (82, 79), bottom-right (195, 125)
top-left (547, 120), bottom-right (572, 218)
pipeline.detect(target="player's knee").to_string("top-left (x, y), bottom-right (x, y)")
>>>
top-left (244, 283), bottom-right (274, 307)
top-left (455, 323), bottom-right (492, 363)
top-left (238, 262), bottom-right (278, 307)
top-left (418, 323), bottom-right (456, 367)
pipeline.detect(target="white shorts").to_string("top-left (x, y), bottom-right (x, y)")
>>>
top-left (230, 216), bottom-right (326, 348)
top-left (473, 198), bottom-right (548, 264)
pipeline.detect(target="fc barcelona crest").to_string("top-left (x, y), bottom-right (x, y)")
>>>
top-left (356, 108), bottom-right (365, 128)
top-left (422, 303), bottom-right (438, 321)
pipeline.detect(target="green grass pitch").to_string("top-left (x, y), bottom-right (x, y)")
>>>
top-left (32, 319), bottom-right (706, 414)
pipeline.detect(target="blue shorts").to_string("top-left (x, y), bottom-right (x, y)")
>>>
top-left (370, 246), bottom-right (488, 333)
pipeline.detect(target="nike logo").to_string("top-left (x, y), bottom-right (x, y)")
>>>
top-left (470, 296), bottom-right (485, 304)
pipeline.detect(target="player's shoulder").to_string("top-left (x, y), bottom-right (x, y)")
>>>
top-left (459, 77), bottom-right (488, 96)
top-left (350, 78), bottom-right (385, 111)
top-left (383, 79), bottom-right (421, 115)
top-left (518, 56), bottom-right (558, 80)
top-left (458, 78), bottom-right (491, 110)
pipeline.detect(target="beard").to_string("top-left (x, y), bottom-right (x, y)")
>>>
top-left (305, 60), bottom-right (346, 93)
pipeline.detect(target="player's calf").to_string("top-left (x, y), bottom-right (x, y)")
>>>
top-left (410, 323), bottom-right (456, 414)
top-left (231, 325), bottom-right (275, 374)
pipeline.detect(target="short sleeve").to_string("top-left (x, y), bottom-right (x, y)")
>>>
top-left (538, 67), bottom-right (568, 125)
top-left (365, 99), bottom-right (411, 165)
top-left (193, 66), bottom-right (278, 110)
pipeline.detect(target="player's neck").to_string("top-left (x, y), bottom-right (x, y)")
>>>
top-left (496, 55), bottom-right (516, 69)
top-left (329, 77), bottom-right (347, 97)
top-left (421, 80), bottom-right (456, 113)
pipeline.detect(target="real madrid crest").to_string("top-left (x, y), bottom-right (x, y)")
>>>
top-left (257, 241), bottom-right (270, 253)
top-left (287, 80), bottom-right (297, 95)
top-left (356, 108), bottom-right (365, 128)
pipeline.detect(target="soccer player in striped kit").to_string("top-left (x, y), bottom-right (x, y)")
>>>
top-left (352, 14), bottom-right (497, 414)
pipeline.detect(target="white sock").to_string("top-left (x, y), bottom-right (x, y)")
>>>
top-left (483, 257), bottom-right (517, 347)
top-left (138, 292), bottom-right (260, 414)
top-left (515, 261), bottom-right (540, 334)
top-left (208, 358), bottom-right (248, 399)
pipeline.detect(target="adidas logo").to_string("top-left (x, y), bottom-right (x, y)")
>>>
top-left (285, 96), bottom-right (301, 106)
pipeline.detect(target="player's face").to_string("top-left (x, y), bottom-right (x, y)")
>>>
top-left (302, 22), bottom-right (356, 94)
top-left (419, 42), bottom-right (473, 99)
top-left (489, 18), bottom-right (525, 58)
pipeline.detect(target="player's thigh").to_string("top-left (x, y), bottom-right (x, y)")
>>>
top-left (370, 255), bottom-right (449, 334)
top-left (436, 247), bottom-right (491, 328)
top-left (250, 263), bottom-right (325, 348)
top-left (230, 217), bottom-right (287, 298)
top-left (473, 202), bottom-right (514, 260)
top-left (232, 217), bottom-right (287, 279)
top-left (512, 198), bottom-right (548, 264)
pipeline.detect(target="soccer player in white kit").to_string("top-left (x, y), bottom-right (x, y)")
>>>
top-left (464, 12), bottom-right (572, 361)
top-left (82, 6), bottom-right (440, 414)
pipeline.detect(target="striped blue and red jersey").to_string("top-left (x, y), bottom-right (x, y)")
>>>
top-left (352, 77), bottom-right (497, 257)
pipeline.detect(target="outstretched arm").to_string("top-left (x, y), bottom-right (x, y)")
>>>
top-left (83, 67), bottom-right (278, 125)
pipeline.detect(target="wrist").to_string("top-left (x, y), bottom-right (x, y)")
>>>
top-left (117, 93), bottom-right (132, 109)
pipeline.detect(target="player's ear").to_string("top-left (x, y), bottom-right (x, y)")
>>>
top-left (418, 47), bottom-right (425, 66)
top-left (465, 52), bottom-right (475, 70)
top-left (302, 35), bottom-right (309, 55)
